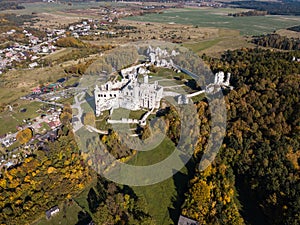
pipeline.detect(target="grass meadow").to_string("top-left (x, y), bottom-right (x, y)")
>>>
top-left (127, 138), bottom-right (190, 225)
top-left (125, 8), bottom-right (300, 36)
top-left (33, 201), bottom-right (83, 225)
top-left (0, 2), bottom-right (122, 15)
top-left (0, 101), bottom-right (45, 136)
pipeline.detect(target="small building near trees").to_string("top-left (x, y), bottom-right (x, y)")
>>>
top-left (178, 215), bottom-right (199, 225)
top-left (45, 206), bottom-right (60, 219)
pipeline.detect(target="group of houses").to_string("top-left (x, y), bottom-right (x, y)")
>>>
top-left (68, 16), bottom-right (119, 38)
top-left (0, 106), bottom-right (62, 147)
top-left (69, 20), bottom-right (94, 38)
top-left (32, 83), bottom-right (61, 95)
top-left (185, 1), bottom-right (224, 8)
top-left (0, 28), bottom-right (62, 73)
top-left (0, 105), bottom-right (62, 172)
top-left (0, 12), bottom-right (127, 75)
top-left (0, 5), bottom-right (144, 75)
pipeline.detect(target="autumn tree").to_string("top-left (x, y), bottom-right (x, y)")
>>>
top-left (56, 37), bottom-right (87, 48)
top-left (60, 103), bottom-right (73, 125)
top-left (182, 48), bottom-right (300, 225)
top-left (16, 128), bottom-right (33, 144)
top-left (0, 126), bottom-right (92, 225)
top-left (83, 112), bottom-right (95, 127)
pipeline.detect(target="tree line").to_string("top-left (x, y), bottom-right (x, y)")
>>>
top-left (0, 1), bottom-right (24, 11)
top-left (287, 25), bottom-right (300, 33)
top-left (229, 1), bottom-right (300, 16)
top-left (252, 34), bottom-right (300, 50)
top-left (181, 48), bottom-right (300, 225)
top-left (0, 127), bottom-right (92, 224)
top-left (228, 10), bottom-right (267, 17)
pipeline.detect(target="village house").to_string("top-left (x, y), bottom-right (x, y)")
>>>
top-left (45, 206), bottom-right (60, 219)
top-left (29, 62), bottom-right (38, 68)
top-left (178, 215), bottom-right (199, 225)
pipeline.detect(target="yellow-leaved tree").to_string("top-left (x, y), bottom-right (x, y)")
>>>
top-left (83, 112), bottom-right (95, 127)
top-left (16, 128), bottom-right (33, 144)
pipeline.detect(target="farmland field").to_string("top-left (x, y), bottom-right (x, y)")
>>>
top-left (0, 2), bottom-right (128, 27)
top-left (125, 8), bottom-right (300, 35)
top-left (0, 2), bottom-right (121, 15)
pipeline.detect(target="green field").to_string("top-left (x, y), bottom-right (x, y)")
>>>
top-left (125, 8), bottom-right (300, 35)
top-left (182, 38), bottom-right (222, 52)
top-left (58, 138), bottom-right (190, 225)
top-left (0, 101), bottom-right (46, 136)
top-left (128, 138), bottom-right (190, 225)
top-left (0, 2), bottom-right (123, 15)
top-left (111, 108), bottom-right (147, 120)
top-left (0, 2), bottom-right (76, 15)
top-left (33, 201), bottom-right (83, 225)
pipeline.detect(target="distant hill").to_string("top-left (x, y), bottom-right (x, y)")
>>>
top-left (0, 0), bottom-right (40, 4)
top-left (0, 1), bottom-right (25, 11)
top-left (229, 0), bottom-right (300, 16)
top-left (0, 0), bottom-right (90, 4)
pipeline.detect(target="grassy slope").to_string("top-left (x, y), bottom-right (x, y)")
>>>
top-left (128, 138), bottom-right (189, 225)
top-left (33, 201), bottom-right (82, 225)
top-left (0, 65), bottom-right (65, 103)
top-left (181, 28), bottom-right (254, 57)
top-left (183, 38), bottom-right (222, 52)
top-left (33, 172), bottom-right (98, 225)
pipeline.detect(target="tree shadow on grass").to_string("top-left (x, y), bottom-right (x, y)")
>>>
top-left (75, 211), bottom-right (93, 225)
top-left (168, 159), bottom-right (195, 224)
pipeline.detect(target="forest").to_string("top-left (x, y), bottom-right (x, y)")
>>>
top-left (229, 1), bottom-right (300, 15)
top-left (85, 176), bottom-right (155, 225)
top-left (0, 42), bottom-right (299, 225)
top-left (287, 25), bottom-right (300, 33)
top-left (0, 13), bottom-right (34, 27)
top-left (228, 10), bottom-right (267, 17)
top-left (0, 104), bottom-right (153, 225)
top-left (84, 46), bottom-right (299, 224)
top-left (181, 48), bottom-right (300, 225)
top-left (0, 1), bottom-right (24, 11)
top-left (0, 106), bottom-right (92, 225)
top-left (252, 34), bottom-right (300, 50)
